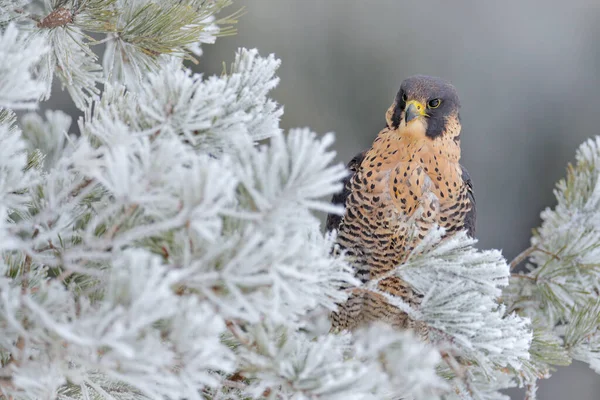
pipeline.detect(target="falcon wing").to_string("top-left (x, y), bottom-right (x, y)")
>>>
top-left (326, 150), bottom-right (366, 232)
top-left (460, 164), bottom-right (476, 238)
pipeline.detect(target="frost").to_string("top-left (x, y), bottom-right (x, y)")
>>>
top-left (1, 3), bottom-right (599, 400)
top-left (0, 24), bottom-right (48, 109)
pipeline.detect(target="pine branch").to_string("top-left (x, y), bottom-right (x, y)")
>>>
top-left (3, 1), bottom-right (600, 399)
top-left (502, 136), bottom-right (600, 389)
top-left (0, 24), bottom-right (49, 109)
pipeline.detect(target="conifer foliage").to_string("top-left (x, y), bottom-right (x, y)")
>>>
top-left (0, 1), bottom-right (597, 399)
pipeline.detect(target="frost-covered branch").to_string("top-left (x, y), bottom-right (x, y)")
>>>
top-left (227, 322), bottom-right (447, 400)
top-left (399, 231), bottom-right (531, 374)
top-left (4, 0), bottom-right (239, 109)
top-left (354, 227), bottom-right (533, 398)
top-left (0, 37), bottom-right (368, 398)
top-left (504, 136), bottom-right (600, 389)
top-left (0, 23), bottom-right (48, 109)
top-left (2, 2), bottom-right (600, 400)
top-left (81, 48), bottom-right (282, 150)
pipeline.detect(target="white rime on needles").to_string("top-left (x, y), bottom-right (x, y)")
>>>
top-left (398, 230), bottom-right (531, 375)
top-left (504, 136), bottom-right (600, 389)
top-left (0, 1), bottom-right (599, 400)
top-left (0, 24), bottom-right (49, 110)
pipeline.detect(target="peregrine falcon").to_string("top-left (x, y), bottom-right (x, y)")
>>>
top-left (328, 75), bottom-right (476, 332)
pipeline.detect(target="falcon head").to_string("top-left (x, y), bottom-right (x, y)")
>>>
top-left (386, 75), bottom-right (461, 141)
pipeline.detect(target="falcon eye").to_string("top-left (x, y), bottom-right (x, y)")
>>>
top-left (428, 98), bottom-right (441, 109)
top-left (402, 93), bottom-right (408, 102)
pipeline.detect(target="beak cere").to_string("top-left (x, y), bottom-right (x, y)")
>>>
top-left (404, 101), bottom-right (425, 124)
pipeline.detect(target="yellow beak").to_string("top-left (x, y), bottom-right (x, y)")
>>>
top-left (405, 100), bottom-right (427, 123)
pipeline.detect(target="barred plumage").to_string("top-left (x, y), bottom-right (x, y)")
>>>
top-left (328, 75), bottom-right (475, 332)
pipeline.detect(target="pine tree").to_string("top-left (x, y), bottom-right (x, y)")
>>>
top-left (0, 1), bottom-right (597, 399)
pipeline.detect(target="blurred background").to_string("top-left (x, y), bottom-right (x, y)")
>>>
top-left (199, 1), bottom-right (600, 398)
top-left (46, 0), bottom-right (600, 397)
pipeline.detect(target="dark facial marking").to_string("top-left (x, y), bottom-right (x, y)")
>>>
top-left (424, 102), bottom-right (451, 139)
top-left (389, 90), bottom-right (406, 129)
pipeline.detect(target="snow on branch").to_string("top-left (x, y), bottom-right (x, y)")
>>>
top-left (137, 48), bottom-right (282, 145)
top-left (102, 0), bottom-right (236, 87)
top-left (3, 2), bottom-right (600, 399)
top-left (0, 250), bottom-right (235, 399)
top-left (2, 0), bottom-right (236, 110)
top-left (0, 40), bottom-right (356, 397)
top-left (20, 110), bottom-right (72, 170)
top-left (398, 230), bottom-right (531, 374)
top-left (0, 23), bottom-right (48, 110)
top-left (82, 49), bottom-right (282, 150)
top-left (0, 0), bottom-right (29, 24)
top-left (504, 136), bottom-right (600, 386)
top-left (0, 109), bottom-right (37, 213)
top-left (230, 322), bottom-right (447, 400)
top-left (37, 26), bottom-right (103, 109)
top-left (354, 227), bottom-right (532, 397)
top-left (233, 129), bottom-right (347, 218)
